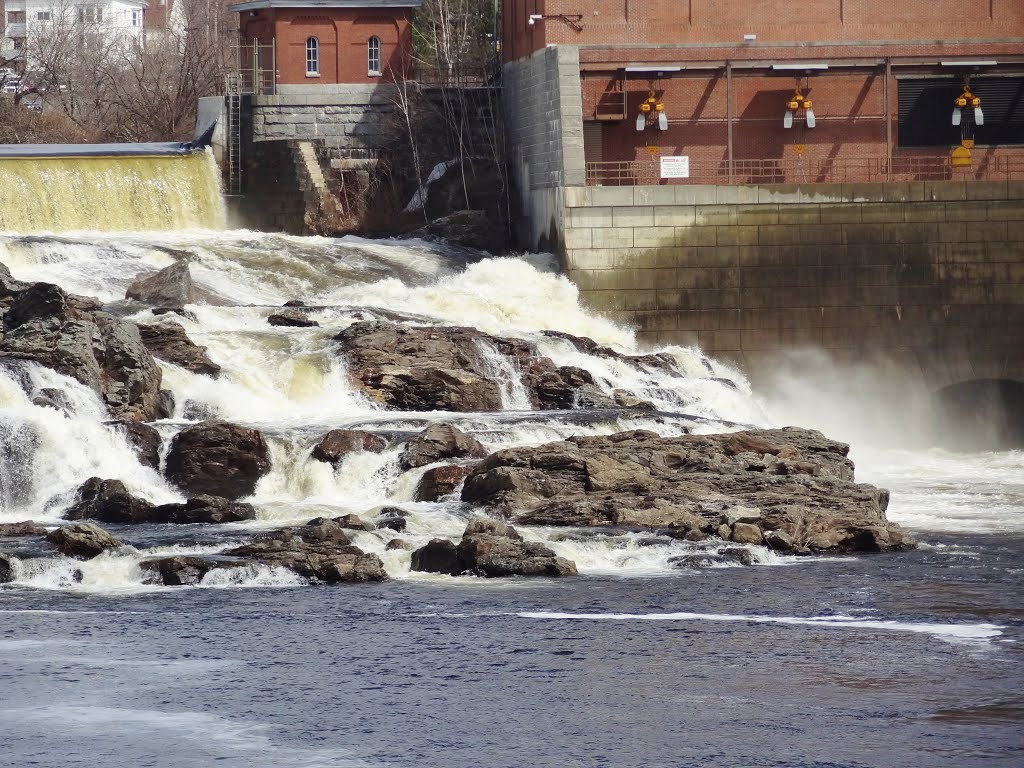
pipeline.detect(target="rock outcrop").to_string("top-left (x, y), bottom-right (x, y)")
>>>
top-left (139, 555), bottom-right (247, 586)
top-left (0, 521), bottom-right (47, 537)
top-left (136, 322), bottom-right (221, 378)
top-left (460, 428), bottom-right (913, 554)
top-left (110, 421), bottom-right (162, 469)
top-left (164, 420), bottom-right (271, 499)
top-left (311, 429), bottom-right (387, 464)
top-left (125, 261), bottom-right (195, 308)
top-left (410, 516), bottom-right (577, 577)
top-left (399, 423), bottom-right (487, 470)
top-left (414, 465), bottom-right (471, 502)
top-left (226, 518), bottom-right (386, 583)
top-left (64, 478), bottom-right (155, 524)
top-left (0, 281), bottom-right (164, 421)
top-left (46, 522), bottom-right (123, 559)
top-left (333, 321), bottom-right (621, 413)
top-left (267, 310), bottom-right (319, 328)
top-left (149, 496), bottom-right (257, 525)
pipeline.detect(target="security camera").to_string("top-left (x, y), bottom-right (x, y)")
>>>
top-left (528, 14), bottom-right (543, 25)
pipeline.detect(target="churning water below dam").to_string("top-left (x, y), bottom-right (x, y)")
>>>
top-left (0, 227), bottom-right (1021, 768)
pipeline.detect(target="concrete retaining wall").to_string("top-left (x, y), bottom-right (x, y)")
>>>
top-left (564, 181), bottom-right (1024, 390)
top-left (503, 46), bottom-right (585, 251)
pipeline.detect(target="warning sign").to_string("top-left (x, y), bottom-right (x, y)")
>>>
top-left (660, 156), bottom-right (690, 179)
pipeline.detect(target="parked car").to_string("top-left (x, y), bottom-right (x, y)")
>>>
top-left (2, 79), bottom-right (21, 94)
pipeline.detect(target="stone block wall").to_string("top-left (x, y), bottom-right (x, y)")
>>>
top-left (503, 45), bottom-right (586, 251)
top-left (563, 180), bottom-right (1024, 390)
top-left (252, 84), bottom-right (400, 152)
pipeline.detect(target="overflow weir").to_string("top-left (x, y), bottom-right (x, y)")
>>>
top-left (0, 143), bottom-right (225, 233)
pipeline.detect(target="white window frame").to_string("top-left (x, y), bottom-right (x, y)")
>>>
top-left (367, 36), bottom-right (381, 76)
top-left (131, 9), bottom-right (142, 26)
top-left (305, 36), bottom-right (319, 77)
top-left (37, 10), bottom-right (51, 20)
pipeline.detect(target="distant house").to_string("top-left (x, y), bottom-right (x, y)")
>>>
top-left (1, 0), bottom-right (145, 65)
top-left (230, 0), bottom-right (421, 86)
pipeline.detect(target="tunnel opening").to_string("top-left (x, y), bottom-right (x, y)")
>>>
top-left (934, 379), bottom-right (1024, 451)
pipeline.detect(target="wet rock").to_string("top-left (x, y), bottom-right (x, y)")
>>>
top-left (409, 538), bottom-right (461, 575)
top-left (64, 477), bottom-right (155, 524)
top-left (139, 555), bottom-right (246, 586)
top-left (267, 310), bottom-right (319, 328)
top-left (386, 538), bottom-right (412, 551)
top-left (0, 553), bottom-right (13, 582)
top-left (136, 322), bottom-right (221, 378)
top-left (410, 516), bottom-right (576, 578)
top-left (613, 390), bottom-right (657, 411)
top-left (376, 516), bottom-right (407, 532)
top-left (332, 513), bottom-right (375, 532)
top-left (0, 282), bottom-right (163, 421)
top-left (31, 387), bottom-right (74, 414)
top-left (764, 529), bottom-right (796, 552)
top-left (414, 465), bottom-right (471, 502)
top-left (461, 428), bottom-right (913, 555)
top-left (226, 519), bottom-right (386, 583)
top-left (311, 429), bottom-right (387, 464)
top-left (110, 421), bottom-right (162, 469)
top-left (125, 261), bottom-right (195, 309)
top-left (46, 522), bottom-right (123, 559)
top-left (670, 546), bottom-right (755, 569)
top-left (164, 420), bottom-right (271, 499)
top-left (334, 321), bottom-right (546, 412)
top-left (410, 210), bottom-right (505, 253)
top-left (399, 423), bottom-right (487, 470)
top-left (0, 521), bottom-right (47, 537)
top-left (149, 495), bottom-right (257, 525)
top-left (731, 522), bottom-right (763, 545)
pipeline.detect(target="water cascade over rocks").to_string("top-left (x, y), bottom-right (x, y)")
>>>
top-left (0, 231), bottom-right (914, 590)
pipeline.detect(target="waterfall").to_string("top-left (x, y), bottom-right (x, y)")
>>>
top-left (0, 150), bottom-right (224, 233)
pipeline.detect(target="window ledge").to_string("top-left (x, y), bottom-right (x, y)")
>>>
top-left (306, 73), bottom-right (320, 78)
top-left (368, 71), bottom-right (382, 78)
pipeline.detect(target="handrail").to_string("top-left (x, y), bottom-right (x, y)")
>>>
top-left (586, 154), bottom-right (1024, 186)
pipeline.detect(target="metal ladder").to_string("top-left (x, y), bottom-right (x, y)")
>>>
top-left (225, 73), bottom-right (243, 196)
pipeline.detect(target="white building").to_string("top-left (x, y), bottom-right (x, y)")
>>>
top-left (2, 0), bottom-right (147, 66)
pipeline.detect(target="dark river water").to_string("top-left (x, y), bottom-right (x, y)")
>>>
top-left (3, 532), bottom-right (1021, 768)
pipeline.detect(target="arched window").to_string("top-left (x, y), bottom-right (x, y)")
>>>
top-left (367, 36), bottom-right (381, 76)
top-left (305, 37), bottom-right (319, 77)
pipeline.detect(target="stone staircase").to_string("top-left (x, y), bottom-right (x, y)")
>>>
top-left (291, 141), bottom-right (349, 233)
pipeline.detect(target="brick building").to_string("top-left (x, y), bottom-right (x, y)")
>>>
top-left (231, 0), bottom-right (419, 86)
top-left (503, 0), bottom-right (1024, 187)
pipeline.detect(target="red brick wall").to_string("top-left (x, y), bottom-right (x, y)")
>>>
top-left (505, 0), bottom-right (1024, 58)
top-left (240, 8), bottom-right (413, 85)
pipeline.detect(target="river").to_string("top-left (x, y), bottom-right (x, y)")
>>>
top-left (0, 229), bottom-right (1021, 767)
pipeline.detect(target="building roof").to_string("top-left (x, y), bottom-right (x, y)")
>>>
top-left (230, 0), bottom-right (421, 11)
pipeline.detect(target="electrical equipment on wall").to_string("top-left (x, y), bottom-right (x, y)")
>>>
top-left (952, 76), bottom-right (983, 127)
top-left (783, 81), bottom-right (815, 128)
top-left (636, 88), bottom-right (668, 132)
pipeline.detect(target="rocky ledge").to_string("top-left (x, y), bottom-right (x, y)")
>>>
top-left (461, 427), bottom-right (913, 554)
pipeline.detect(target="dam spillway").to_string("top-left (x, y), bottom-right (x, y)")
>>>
top-left (0, 144), bottom-right (225, 233)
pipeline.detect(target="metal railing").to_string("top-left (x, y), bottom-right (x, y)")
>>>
top-left (585, 154), bottom-right (1024, 186)
top-left (232, 41), bottom-right (275, 96)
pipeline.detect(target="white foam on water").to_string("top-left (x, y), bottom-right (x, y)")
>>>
top-left (0, 365), bottom-right (179, 520)
top-left (854, 447), bottom-right (1024, 534)
top-left (517, 610), bottom-right (1005, 643)
top-left (199, 564), bottom-right (305, 589)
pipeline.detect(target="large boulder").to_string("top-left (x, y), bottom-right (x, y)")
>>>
top-left (136, 322), bottom-right (221, 378)
top-left (125, 261), bottom-right (195, 308)
top-left (109, 421), bottom-right (162, 469)
top-left (0, 282), bottom-right (163, 421)
top-left (226, 518), bottom-right (386, 583)
top-left (334, 321), bottom-right (537, 412)
top-left (164, 420), bottom-right (271, 499)
top-left (0, 521), bottom-right (47, 537)
top-left (398, 423), bottom-right (487, 470)
top-left (460, 428), bottom-right (914, 555)
top-left (0, 553), bottom-right (13, 583)
top-left (410, 516), bottom-right (577, 578)
top-left (149, 496), bottom-right (257, 525)
top-left (139, 555), bottom-right (248, 586)
top-left (414, 465), bottom-right (471, 502)
top-left (311, 429), bottom-right (387, 464)
top-left (63, 477), bottom-right (155, 524)
top-left (268, 310), bottom-right (319, 328)
top-left (46, 522), bottom-right (123, 559)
